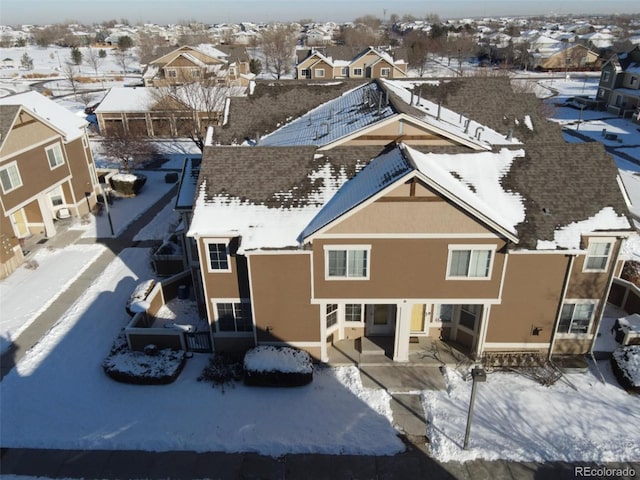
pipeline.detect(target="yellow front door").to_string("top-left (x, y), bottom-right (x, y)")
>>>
top-left (10, 209), bottom-right (29, 238)
top-left (411, 304), bottom-right (425, 332)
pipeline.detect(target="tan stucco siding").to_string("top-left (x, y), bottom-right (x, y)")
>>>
top-left (325, 198), bottom-right (494, 235)
top-left (313, 238), bottom-right (505, 300)
top-left (566, 253), bottom-right (613, 302)
top-left (0, 112), bottom-right (59, 159)
top-left (0, 140), bottom-right (71, 212)
top-left (350, 52), bottom-right (379, 71)
top-left (310, 60), bottom-right (332, 79)
top-left (166, 56), bottom-right (199, 68)
top-left (249, 253), bottom-right (320, 343)
top-left (64, 138), bottom-right (93, 202)
top-left (198, 237), bottom-right (247, 301)
top-left (339, 119), bottom-right (460, 147)
top-left (487, 253), bottom-right (567, 344)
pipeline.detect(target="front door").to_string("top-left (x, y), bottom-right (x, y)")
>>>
top-left (365, 304), bottom-right (396, 336)
top-left (453, 304), bottom-right (481, 350)
top-left (10, 209), bottom-right (29, 238)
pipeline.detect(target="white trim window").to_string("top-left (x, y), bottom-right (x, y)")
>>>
top-left (341, 67), bottom-right (349, 76)
top-left (167, 69), bottom-right (177, 78)
top-left (300, 68), bottom-right (311, 78)
top-left (315, 68), bottom-right (325, 78)
top-left (48, 185), bottom-right (64, 207)
top-left (214, 300), bottom-right (253, 333)
top-left (380, 67), bottom-right (390, 77)
top-left (205, 240), bottom-right (231, 272)
top-left (45, 143), bottom-right (65, 169)
top-left (0, 162), bottom-right (23, 193)
top-left (325, 245), bottom-right (370, 280)
top-left (353, 67), bottom-right (363, 76)
top-left (446, 245), bottom-right (495, 280)
top-left (558, 301), bottom-right (596, 335)
top-left (345, 303), bottom-right (364, 323)
top-left (583, 240), bottom-right (613, 272)
top-left (326, 303), bottom-right (338, 328)
top-left (601, 71), bottom-right (610, 83)
top-left (434, 304), bottom-right (453, 323)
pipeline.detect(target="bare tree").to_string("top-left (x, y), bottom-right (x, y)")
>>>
top-left (136, 31), bottom-right (173, 65)
top-left (150, 71), bottom-right (230, 151)
top-left (100, 125), bottom-right (157, 173)
top-left (260, 25), bottom-right (297, 79)
top-left (84, 47), bottom-right (104, 75)
top-left (62, 62), bottom-right (79, 99)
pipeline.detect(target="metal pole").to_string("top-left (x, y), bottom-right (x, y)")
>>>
top-left (463, 376), bottom-right (478, 450)
top-left (99, 183), bottom-right (114, 236)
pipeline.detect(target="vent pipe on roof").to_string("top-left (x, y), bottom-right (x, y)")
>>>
top-left (385, 90), bottom-right (389, 106)
top-left (475, 126), bottom-right (484, 140)
top-left (321, 121), bottom-right (330, 137)
top-left (377, 94), bottom-right (382, 115)
top-left (506, 129), bottom-right (513, 141)
top-left (410, 91), bottom-right (414, 105)
top-left (416, 86), bottom-right (422, 105)
top-left (437, 102), bottom-right (441, 120)
top-left (308, 115), bottom-right (312, 126)
top-left (464, 119), bottom-right (470, 134)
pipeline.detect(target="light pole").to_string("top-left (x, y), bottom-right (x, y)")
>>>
top-left (463, 366), bottom-right (487, 450)
top-left (99, 183), bottom-right (115, 236)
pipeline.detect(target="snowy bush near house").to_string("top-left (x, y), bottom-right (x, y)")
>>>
top-left (102, 332), bottom-right (185, 385)
top-left (611, 345), bottom-right (640, 392)
top-left (109, 173), bottom-right (147, 196)
top-left (244, 346), bottom-right (313, 387)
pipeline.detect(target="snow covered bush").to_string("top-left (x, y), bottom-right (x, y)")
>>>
top-left (611, 345), bottom-right (640, 393)
top-left (197, 353), bottom-right (244, 391)
top-left (102, 332), bottom-right (185, 385)
top-left (243, 346), bottom-right (313, 387)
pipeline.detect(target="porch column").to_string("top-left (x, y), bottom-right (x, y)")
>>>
top-left (393, 302), bottom-right (412, 362)
top-left (37, 194), bottom-right (56, 238)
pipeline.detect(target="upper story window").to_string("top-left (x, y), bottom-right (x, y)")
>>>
top-left (315, 68), bottom-right (325, 78)
top-left (206, 240), bottom-right (230, 272)
top-left (446, 245), bottom-right (495, 280)
top-left (215, 301), bottom-right (253, 333)
top-left (583, 240), bottom-right (613, 272)
top-left (601, 71), bottom-right (610, 83)
top-left (0, 162), bottom-right (22, 194)
top-left (46, 143), bottom-right (65, 169)
top-left (325, 245), bottom-right (370, 280)
top-left (558, 302), bottom-right (596, 335)
top-left (380, 67), bottom-right (390, 77)
top-left (353, 67), bottom-right (363, 76)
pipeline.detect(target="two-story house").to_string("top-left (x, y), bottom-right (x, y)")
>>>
top-left (596, 46), bottom-right (640, 121)
top-left (297, 47), bottom-right (407, 80)
top-left (142, 45), bottom-right (253, 88)
top-left (184, 78), bottom-right (632, 363)
top-left (0, 91), bottom-right (100, 278)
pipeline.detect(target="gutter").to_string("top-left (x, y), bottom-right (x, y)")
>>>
top-left (548, 253), bottom-right (576, 361)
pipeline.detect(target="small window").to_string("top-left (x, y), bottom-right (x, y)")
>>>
top-left (584, 240), bottom-right (612, 272)
top-left (301, 68), bottom-right (310, 78)
top-left (167, 69), bottom-right (177, 78)
top-left (206, 242), bottom-right (230, 271)
top-left (314, 68), bottom-right (325, 78)
top-left (325, 246), bottom-right (370, 280)
top-left (558, 302), bottom-right (595, 334)
top-left (46, 143), bottom-right (65, 169)
top-left (345, 304), bottom-right (363, 322)
top-left (447, 246), bottom-right (494, 279)
top-left (48, 186), bottom-right (64, 207)
top-left (326, 303), bottom-right (338, 328)
top-left (380, 67), bottom-right (390, 77)
top-left (434, 304), bottom-right (453, 323)
top-left (597, 88), bottom-right (605, 98)
top-left (631, 76), bottom-right (638, 86)
top-left (353, 67), bottom-right (363, 76)
top-left (215, 301), bottom-right (253, 332)
top-left (601, 71), bottom-right (610, 83)
top-left (0, 162), bottom-right (22, 193)
top-left (341, 67), bottom-right (348, 76)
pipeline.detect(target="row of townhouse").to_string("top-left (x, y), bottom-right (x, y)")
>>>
top-left (170, 76), bottom-right (632, 363)
top-left (296, 47), bottom-right (407, 80)
top-left (596, 45), bottom-right (640, 122)
top-left (0, 92), bottom-right (100, 278)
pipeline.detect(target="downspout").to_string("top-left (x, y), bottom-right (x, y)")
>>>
top-left (548, 254), bottom-right (576, 361)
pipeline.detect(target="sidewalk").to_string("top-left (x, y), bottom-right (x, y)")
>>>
top-left (1, 447), bottom-right (638, 479)
top-left (0, 184), bottom-right (178, 380)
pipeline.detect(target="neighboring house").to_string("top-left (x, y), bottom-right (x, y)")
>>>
top-left (0, 91), bottom-right (100, 278)
top-left (596, 46), bottom-right (640, 121)
top-left (182, 78), bottom-right (632, 363)
top-left (528, 43), bottom-right (601, 71)
top-left (296, 47), bottom-right (407, 80)
top-left (142, 45), bottom-right (253, 88)
top-left (95, 85), bottom-right (246, 137)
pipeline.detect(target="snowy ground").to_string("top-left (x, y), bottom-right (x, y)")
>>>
top-left (423, 364), bottom-right (640, 463)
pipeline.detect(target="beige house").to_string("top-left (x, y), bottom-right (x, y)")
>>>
top-left (529, 43), bottom-right (601, 71)
top-left (297, 47), bottom-right (407, 80)
top-left (0, 92), bottom-right (100, 278)
top-left (143, 45), bottom-right (254, 88)
top-left (181, 79), bottom-right (632, 363)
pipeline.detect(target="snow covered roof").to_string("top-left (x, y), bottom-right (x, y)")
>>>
top-left (175, 157), bottom-right (201, 210)
top-left (95, 87), bottom-right (156, 113)
top-left (259, 82), bottom-right (395, 147)
top-left (0, 90), bottom-right (87, 142)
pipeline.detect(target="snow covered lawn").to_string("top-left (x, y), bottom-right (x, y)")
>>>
top-left (423, 365), bottom-right (640, 463)
top-left (0, 248), bottom-right (403, 457)
top-left (0, 244), bottom-right (105, 354)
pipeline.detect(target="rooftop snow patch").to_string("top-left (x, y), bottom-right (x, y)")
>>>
top-left (259, 82), bottom-right (395, 147)
top-left (536, 207), bottom-right (631, 250)
top-left (406, 146), bottom-right (526, 236)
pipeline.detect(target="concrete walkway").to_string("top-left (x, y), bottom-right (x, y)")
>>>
top-left (1, 447), bottom-right (638, 479)
top-left (0, 184), bottom-right (178, 380)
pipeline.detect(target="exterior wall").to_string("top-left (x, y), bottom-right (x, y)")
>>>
top-left (350, 51), bottom-right (381, 77)
top-left (0, 111), bottom-right (58, 157)
top-left (312, 237), bottom-right (506, 301)
top-left (309, 60), bottom-right (333, 79)
top-left (248, 252), bottom-right (321, 343)
top-left (486, 253), bottom-right (568, 347)
top-left (64, 136), bottom-right (97, 214)
top-left (340, 119), bottom-right (461, 147)
top-left (566, 253), bottom-right (610, 302)
top-left (197, 237), bottom-right (248, 301)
